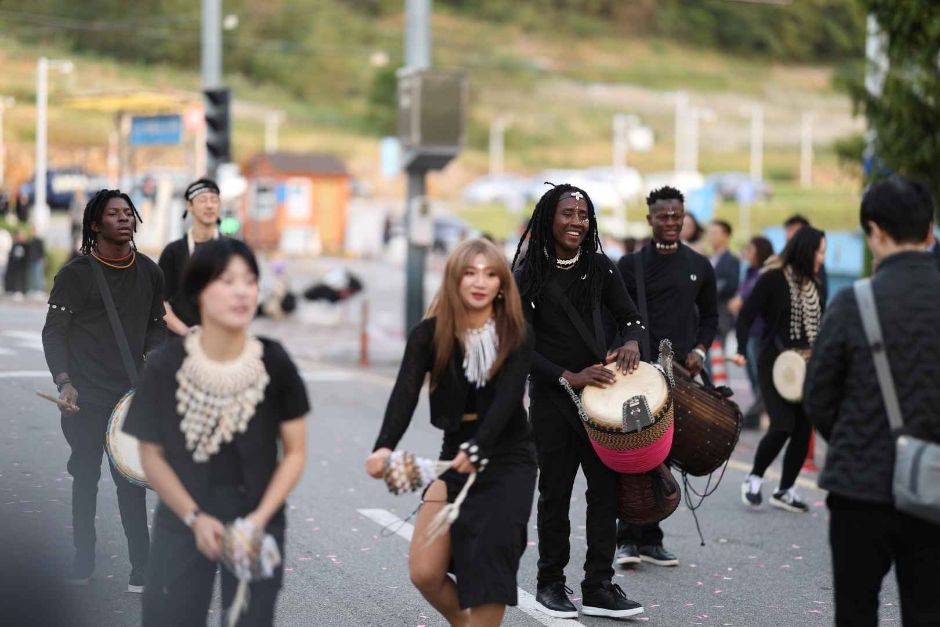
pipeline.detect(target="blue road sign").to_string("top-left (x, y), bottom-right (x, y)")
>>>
top-left (129, 115), bottom-right (183, 146)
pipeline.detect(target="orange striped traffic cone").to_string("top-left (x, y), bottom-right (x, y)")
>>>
top-left (709, 340), bottom-right (728, 384)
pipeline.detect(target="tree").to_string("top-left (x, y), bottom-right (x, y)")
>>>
top-left (847, 1), bottom-right (940, 211)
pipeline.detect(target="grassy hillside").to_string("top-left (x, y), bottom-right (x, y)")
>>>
top-left (0, 5), bottom-right (864, 240)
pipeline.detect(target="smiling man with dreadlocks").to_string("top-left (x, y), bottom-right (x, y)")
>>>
top-left (42, 189), bottom-right (167, 591)
top-left (512, 184), bottom-right (646, 620)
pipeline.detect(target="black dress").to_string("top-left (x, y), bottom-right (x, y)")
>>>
top-left (373, 317), bottom-right (537, 610)
top-left (123, 336), bottom-right (309, 627)
top-left (735, 268), bottom-right (822, 432)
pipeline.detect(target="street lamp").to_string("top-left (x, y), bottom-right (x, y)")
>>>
top-left (34, 57), bottom-right (74, 235)
top-left (0, 96), bottom-right (15, 189)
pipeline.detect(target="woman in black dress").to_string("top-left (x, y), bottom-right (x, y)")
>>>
top-left (124, 239), bottom-right (309, 626)
top-left (734, 226), bottom-right (826, 513)
top-left (365, 238), bottom-right (536, 627)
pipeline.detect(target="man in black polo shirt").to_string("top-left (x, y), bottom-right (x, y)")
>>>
top-left (513, 184), bottom-right (646, 620)
top-left (159, 178), bottom-right (221, 336)
top-left (42, 189), bottom-right (166, 591)
top-left (615, 186), bottom-right (719, 568)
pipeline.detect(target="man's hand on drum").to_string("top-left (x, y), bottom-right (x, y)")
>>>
top-left (58, 383), bottom-right (80, 415)
top-left (563, 364), bottom-right (616, 390)
top-left (732, 353), bottom-right (747, 368)
top-left (607, 340), bottom-right (641, 375)
top-left (684, 347), bottom-right (706, 377)
top-left (365, 447), bottom-right (392, 479)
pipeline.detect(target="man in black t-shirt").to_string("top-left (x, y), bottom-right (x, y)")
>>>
top-left (615, 186), bottom-right (719, 569)
top-left (42, 190), bottom-right (166, 591)
top-left (513, 184), bottom-right (646, 620)
top-left (159, 178), bottom-right (221, 335)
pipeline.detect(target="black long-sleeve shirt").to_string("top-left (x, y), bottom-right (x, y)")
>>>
top-left (617, 243), bottom-right (719, 361)
top-left (373, 317), bottom-right (534, 459)
top-left (518, 252), bottom-right (643, 383)
top-left (42, 254), bottom-right (166, 406)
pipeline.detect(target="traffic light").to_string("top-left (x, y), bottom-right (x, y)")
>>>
top-left (204, 87), bottom-right (231, 173)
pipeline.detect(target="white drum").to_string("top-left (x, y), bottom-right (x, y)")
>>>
top-left (772, 350), bottom-right (811, 403)
top-left (106, 390), bottom-right (151, 489)
top-left (581, 362), bottom-right (670, 431)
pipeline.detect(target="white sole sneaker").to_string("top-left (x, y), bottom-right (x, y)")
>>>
top-left (65, 576), bottom-right (91, 587)
top-left (640, 555), bottom-right (679, 567)
top-left (581, 604), bottom-right (645, 618)
top-left (615, 555), bottom-right (641, 566)
top-left (532, 602), bottom-right (578, 619)
top-left (741, 482), bottom-right (762, 508)
top-left (127, 584), bottom-right (144, 594)
top-left (769, 495), bottom-right (808, 513)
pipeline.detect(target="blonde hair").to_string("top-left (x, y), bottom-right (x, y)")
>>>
top-left (427, 238), bottom-right (526, 388)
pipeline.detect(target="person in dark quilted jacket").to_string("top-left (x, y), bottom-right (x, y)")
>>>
top-left (805, 176), bottom-right (940, 626)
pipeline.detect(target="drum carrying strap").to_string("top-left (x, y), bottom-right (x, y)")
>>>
top-left (90, 260), bottom-right (139, 387)
top-left (633, 251), bottom-right (652, 361)
top-left (543, 280), bottom-right (607, 364)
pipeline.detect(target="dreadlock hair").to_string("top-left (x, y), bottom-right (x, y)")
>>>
top-left (511, 183), bottom-right (606, 311)
top-left (646, 185), bottom-right (684, 207)
top-left (80, 189), bottom-right (142, 255)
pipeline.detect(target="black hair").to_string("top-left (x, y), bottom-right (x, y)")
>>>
top-left (860, 176), bottom-right (934, 244)
top-left (748, 235), bottom-right (774, 268)
top-left (182, 238), bottom-right (260, 309)
top-left (779, 225), bottom-right (825, 284)
top-left (711, 219), bottom-right (733, 237)
top-left (684, 213), bottom-right (704, 243)
top-left (80, 189), bottom-right (142, 255)
top-left (511, 183), bottom-right (606, 310)
top-left (646, 186), bottom-right (685, 207)
top-left (784, 214), bottom-right (810, 229)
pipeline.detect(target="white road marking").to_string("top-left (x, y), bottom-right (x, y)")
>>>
top-left (0, 330), bottom-right (43, 352)
top-left (725, 458), bottom-right (821, 492)
top-left (301, 370), bottom-right (395, 386)
top-left (358, 508), bottom-right (589, 627)
top-left (0, 370), bottom-right (49, 379)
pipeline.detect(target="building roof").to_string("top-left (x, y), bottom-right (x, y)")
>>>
top-left (249, 152), bottom-right (347, 175)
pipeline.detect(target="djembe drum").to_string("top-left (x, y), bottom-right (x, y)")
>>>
top-left (105, 390), bottom-right (151, 489)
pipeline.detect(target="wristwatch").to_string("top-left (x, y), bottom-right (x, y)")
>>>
top-left (183, 509), bottom-right (202, 528)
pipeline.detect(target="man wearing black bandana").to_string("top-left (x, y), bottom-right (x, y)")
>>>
top-left (615, 186), bottom-right (719, 568)
top-left (513, 184), bottom-right (646, 620)
top-left (159, 178), bottom-right (222, 336)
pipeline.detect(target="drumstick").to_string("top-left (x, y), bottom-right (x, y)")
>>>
top-left (35, 391), bottom-right (80, 412)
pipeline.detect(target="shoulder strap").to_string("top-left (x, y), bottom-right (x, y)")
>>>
top-left (633, 251), bottom-right (652, 361)
top-left (853, 278), bottom-right (903, 431)
top-left (543, 280), bottom-right (606, 363)
top-left (90, 259), bottom-right (139, 386)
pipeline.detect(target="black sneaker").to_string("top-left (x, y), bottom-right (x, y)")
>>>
top-left (770, 489), bottom-right (809, 513)
top-left (639, 544), bottom-right (679, 567)
top-left (65, 554), bottom-right (94, 586)
top-left (615, 543), bottom-right (641, 566)
top-left (127, 570), bottom-right (145, 594)
top-left (534, 582), bottom-right (578, 619)
top-left (741, 478), bottom-right (762, 508)
top-left (581, 581), bottom-right (644, 618)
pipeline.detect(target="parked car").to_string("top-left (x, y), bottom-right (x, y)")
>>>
top-left (643, 170), bottom-right (706, 196)
top-left (706, 171), bottom-right (773, 202)
top-left (462, 174), bottom-right (530, 209)
top-left (19, 168), bottom-right (91, 210)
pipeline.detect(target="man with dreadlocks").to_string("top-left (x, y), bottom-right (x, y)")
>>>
top-left (513, 184), bottom-right (646, 620)
top-left (615, 186), bottom-right (719, 568)
top-left (42, 189), bottom-right (167, 591)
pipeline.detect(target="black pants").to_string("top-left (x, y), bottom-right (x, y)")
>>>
top-left (60, 400), bottom-right (149, 571)
top-left (535, 420), bottom-right (617, 590)
top-left (828, 494), bottom-right (940, 627)
top-left (750, 410), bottom-right (812, 491)
top-left (616, 520), bottom-right (663, 547)
top-left (142, 488), bottom-right (284, 627)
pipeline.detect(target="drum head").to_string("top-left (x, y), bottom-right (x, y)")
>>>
top-left (106, 391), bottom-right (150, 489)
top-left (772, 350), bottom-right (807, 403)
top-left (581, 362), bottom-right (669, 431)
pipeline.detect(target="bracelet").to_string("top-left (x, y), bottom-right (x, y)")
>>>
top-left (183, 509), bottom-right (202, 528)
top-left (56, 379), bottom-right (71, 392)
top-left (692, 348), bottom-right (707, 361)
top-left (459, 440), bottom-right (489, 472)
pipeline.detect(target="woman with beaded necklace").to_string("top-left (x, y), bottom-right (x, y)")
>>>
top-left (123, 239), bottom-right (308, 626)
top-left (365, 238), bottom-right (536, 627)
top-left (734, 226), bottom-right (826, 514)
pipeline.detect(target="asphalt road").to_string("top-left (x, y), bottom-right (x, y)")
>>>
top-left (0, 297), bottom-right (901, 627)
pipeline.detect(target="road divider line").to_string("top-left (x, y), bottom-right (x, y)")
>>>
top-left (357, 508), bottom-right (587, 627)
top-left (0, 370), bottom-right (49, 379)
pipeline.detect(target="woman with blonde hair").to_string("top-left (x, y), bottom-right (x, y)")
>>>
top-left (366, 238), bottom-right (536, 627)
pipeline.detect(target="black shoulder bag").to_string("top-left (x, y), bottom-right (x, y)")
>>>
top-left (90, 260), bottom-right (139, 388)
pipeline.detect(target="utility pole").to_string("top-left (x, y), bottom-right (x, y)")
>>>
top-left (748, 103), bottom-right (764, 182)
top-left (488, 117), bottom-right (506, 176)
top-left (674, 91), bottom-right (688, 172)
top-left (403, 0), bottom-right (432, 331)
top-left (799, 111), bottom-right (814, 188)
top-left (202, 0), bottom-right (223, 177)
top-left (33, 57), bottom-right (72, 235)
top-left (265, 111), bottom-right (285, 154)
top-left (0, 97), bottom-right (14, 189)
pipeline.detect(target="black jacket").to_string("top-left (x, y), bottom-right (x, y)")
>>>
top-left (373, 317), bottom-right (534, 459)
top-left (805, 252), bottom-right (940, 504)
